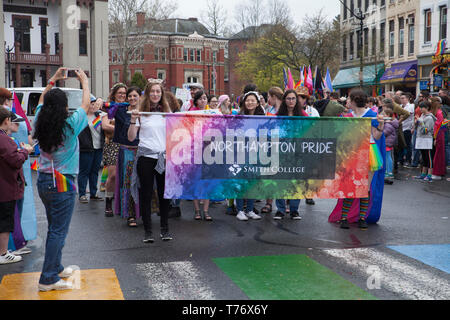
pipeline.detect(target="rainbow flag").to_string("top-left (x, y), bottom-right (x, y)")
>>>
top-left (53, 169), bottom-right (77, 193)
top-left (369, 142), bottom-right (383, 172)
top-left (434, 119), bottom-right (449, 139)
top-left (435, 39), bottom-right (447, 56)
top-left (92, 115), bottom-right (102, 129)
top-left (31, 160), bottom-right (38, 171)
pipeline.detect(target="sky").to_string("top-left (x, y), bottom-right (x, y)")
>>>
top-left (174, 0), bottom-right (341, 29)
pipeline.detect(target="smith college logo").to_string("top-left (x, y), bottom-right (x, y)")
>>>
top-left (229, 164), bottom-right (242, 176)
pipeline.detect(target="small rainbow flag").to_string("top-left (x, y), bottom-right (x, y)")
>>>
top-left (434, 119), bottom-right (449, 139)
top-left (92, 115), bottom-right (102, 129)
top-left (435, 39), bottom-right (447, 56)
top-left (31, 160), bottom-right (38, 171)
top-left (369, 142), bottom-right (383, 172)
top-left (53, 169), bottom-right (77, 193)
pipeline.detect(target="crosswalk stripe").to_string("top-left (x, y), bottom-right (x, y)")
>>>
top-left (322, 248), bottom-right (450, 300)
top-left (135, 261), bottom-right (217, 300)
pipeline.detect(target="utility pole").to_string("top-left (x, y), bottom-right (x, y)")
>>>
top-left (339, 0), bottom-right (365, 88)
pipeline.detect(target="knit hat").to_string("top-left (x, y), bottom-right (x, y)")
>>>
top-left (0, 88), bottom-right (12, 99)
top-left (218, 95), bottom-right (229, 106)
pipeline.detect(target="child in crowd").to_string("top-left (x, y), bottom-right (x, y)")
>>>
top-left (414, 101), bottom-right (436, 182)
top-left (382, 103), bottom-right (399, 178)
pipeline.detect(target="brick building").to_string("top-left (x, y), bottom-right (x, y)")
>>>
top-left (109, 15), bottom-right (228, 97)
top-left (1, 0), bottom-right (110, 98)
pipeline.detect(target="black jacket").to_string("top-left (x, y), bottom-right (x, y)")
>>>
top-left (78, 111), bottom-right (105, 152)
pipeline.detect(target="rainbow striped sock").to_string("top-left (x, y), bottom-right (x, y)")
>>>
top-left (360, 197), bottom-right (369, 219)
top-left (341, 198), bottom-right (354, 219)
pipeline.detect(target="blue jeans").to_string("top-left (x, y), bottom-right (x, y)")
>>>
top-left (276, 199), bottom-right (301, 214)
top-left (236, 199), bottom-right (255, 212)
top-left (385, 150), bottom-right (393, 174)
top-left (78, 149), bottom-right (103, 197)
top-left (401, 130), bottom-right (412, 164)
top-left (37, 173), bottom-right (76, 285)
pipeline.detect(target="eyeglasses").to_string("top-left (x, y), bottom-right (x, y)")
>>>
top-left (286, 97), bottom-right (297, 101)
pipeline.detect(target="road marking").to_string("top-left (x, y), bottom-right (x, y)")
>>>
top-left (213, 255), bottom-right (376, 300)
top-left (0, 269), bottom-right (124, 300)
top-left (322, 248), bottom-right (450, 300)
top-left (135, 261), bottom-right (217, 300)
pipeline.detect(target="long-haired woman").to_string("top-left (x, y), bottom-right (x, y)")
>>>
top-left (33, 68), bottom-right (90, 291)
top-left (430, 97), bottom-right (446, 179)
top-left (235, 91), bottom-right (265, 221)
top-left (128, 81), bottom-right (172, 243)
top-left (112, 86), bottom-right (141, 226)
top-left (218, 95), bottom-right (231, 115)
top-left (102, 83), bottom-right (127, 216)
top-left (273, 90), bottom-right (307, 220)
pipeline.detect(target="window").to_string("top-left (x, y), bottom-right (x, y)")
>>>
top-left (196, 49), bottom-right (201, 62)
top-left (356, 30), bottom-right (361, 58)
top-left (343, 0), bottom-right (347, 20)
top-left (380, 22), bottom-right (385, 54)
top-left (39, 19), bottom-right (47, 54)
top-left (154, 47), bottom-right (160, 61)
top-left (79, 22), bottom-right (87, 55)
top-left (372, 28), bottom-right (377, 56)
top-left (399, 17), bottom-right (404, 57)
top-left (55, 33), bottom-right (59, 54)
top-left (213, 51), bottom-right (217, 63)
top-left (161, 48), bottom-right (167, 61)
top-left (187, 76), bottom-right (198, 83)
top-left (380, 0), bottom-right (385, 7)
top-left (350, 0), bottom-right (354, 17)
top-left (408, 23), bottom-right (415, 55)
top-left (440, 6), bottom-right (447, 40)
top-left (424, 9), bottom-right (432, 43)
top-left (349, 32), bottom-right (354, 59)
top-left (157, 69), bottom-right (166, 80)
top-left (28, 93), bottom-right (40, 116)
top-left (112, 71), bottom-right (120, 84)
top-left (13, 16), bottom-right (31, 52)
top-left (365, 0), bottom-right (369, 12)
top-left (364, 28), bottom-right (369, 57)
top-left (190, 49), bottom-right (195, 62)
top-left (183, 48), bottom-right (189, 61)
top-left (389, 20), bottom-right (395, 58)
top-left (342, 35), bottom-right (347, 61)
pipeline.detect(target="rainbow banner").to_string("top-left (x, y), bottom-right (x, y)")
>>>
top-left (53, 169), bottom-right (77, 193)
top-left (435, 39), bottom-right (447, 56)
top-left (92, 115), bottom-right (102, 129)
top-left (164, 115), bottom-right (372, 200)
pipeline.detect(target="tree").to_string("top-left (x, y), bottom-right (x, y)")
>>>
top-left (200, 0), bottom-right (228, 36)
top-left (109, 0), bottom-right (177, 83)
top-left (130, 72), bottom-right (147, 91)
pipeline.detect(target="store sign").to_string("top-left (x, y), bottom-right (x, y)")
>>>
top-left (434, 75), bottom-right (443, 87)
top-left (432, 54), bottom-right (450, 65)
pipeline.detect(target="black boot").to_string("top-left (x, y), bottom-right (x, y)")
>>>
top-left (105, 198), bottom-right (113, 217)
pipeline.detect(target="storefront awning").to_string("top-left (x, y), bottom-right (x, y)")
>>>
top-left (380, 60), bottom-right (417, 83)
top-left (332, 64), bottom-right (384, 89)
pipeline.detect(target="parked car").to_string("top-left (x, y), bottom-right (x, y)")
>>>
top-left (7, 87), bottom-right (96, 127)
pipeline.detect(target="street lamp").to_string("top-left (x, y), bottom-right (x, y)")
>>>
top-left (339, 0), bottom-right (365, 88)
top-left (5, 45), bottom-right (13, 88)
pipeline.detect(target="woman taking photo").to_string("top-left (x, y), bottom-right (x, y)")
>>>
top-left (128, 81), bottom-right (172, 243)
top-left (235, 91), bottom-right (265, 221)
top-left (274, 90), bottom-right (307, 220)
top-left (33, 68), bottom-right (90, 291)
top-left (102, 83), bottom-right (127, 216)
top-left (190, 90), bottom-right (212, 221)
top-left (113, 87), bottom-right (141, 226)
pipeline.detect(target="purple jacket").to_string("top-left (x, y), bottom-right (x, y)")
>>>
top-left (383, 119), bottom-right (399, 148)
top-left (0, 130), bottom-right (29, 202)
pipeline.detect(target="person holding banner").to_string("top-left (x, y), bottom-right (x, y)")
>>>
top-left (235, 91), bottom-right (266, 221)
top-left (128, 81), bottom-right (173, 243)
top-left (112, 87), bottom-right (141, 226)
top-left (33, 67), bottom-right (90, 291)
top-left (274, 90), bottom-right (308, 220)
top-left (329, 89), bottom-right (385, 229)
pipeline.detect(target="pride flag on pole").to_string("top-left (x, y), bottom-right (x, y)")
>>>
top-left (12, 92), bottom-right (32, 132)
top-left (305, 66), bottom-right (314, 95)
top-left (287, 68), bottom-right (294, 90)
top-left (92, 115), bottom-right (102, 129)
top-left (324, 68), bottom-right (334, 93)
top-left (282, 68), bottom-right (288, 90)
top-left (435, 39), bottom-right (447, 56)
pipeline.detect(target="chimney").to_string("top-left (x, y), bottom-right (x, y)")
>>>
top-left (136, 12), bottom-right (146, 28)
top-left (188, 17), bottom-right (198, 22)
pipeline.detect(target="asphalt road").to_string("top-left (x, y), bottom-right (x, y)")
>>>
top-left (1, 166), bottom-right (449, 300)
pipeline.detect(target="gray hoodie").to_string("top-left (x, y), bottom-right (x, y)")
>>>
top-left (416, 113), bottom-right (436, 139)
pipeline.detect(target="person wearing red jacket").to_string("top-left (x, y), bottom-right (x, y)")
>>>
top-left (0, 107), bottom-right (33, 265)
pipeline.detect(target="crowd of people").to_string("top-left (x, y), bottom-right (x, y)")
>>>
top-left (0, 66), bottom-right (449, 292)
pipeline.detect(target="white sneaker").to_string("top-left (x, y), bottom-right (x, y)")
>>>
top-left (12, 246), bottom-right (32, 255)
top-left (0, 251), bottom-right (22, 265)
top-left (431, 175), bottom-right (442, 180)
top-left (236, 211), bottom-right (249, 221)
top-left (246, 211), bottom-right (262, 220)
top-left (38, 279), bottom-right (73, 292)
top-left (59, 267), bottom-right (75, 278)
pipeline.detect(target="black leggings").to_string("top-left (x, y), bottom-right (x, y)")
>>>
top-left (420, 148), bottom-right (435, 169)
top-left (137, 156), bottom-right (169, 233)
